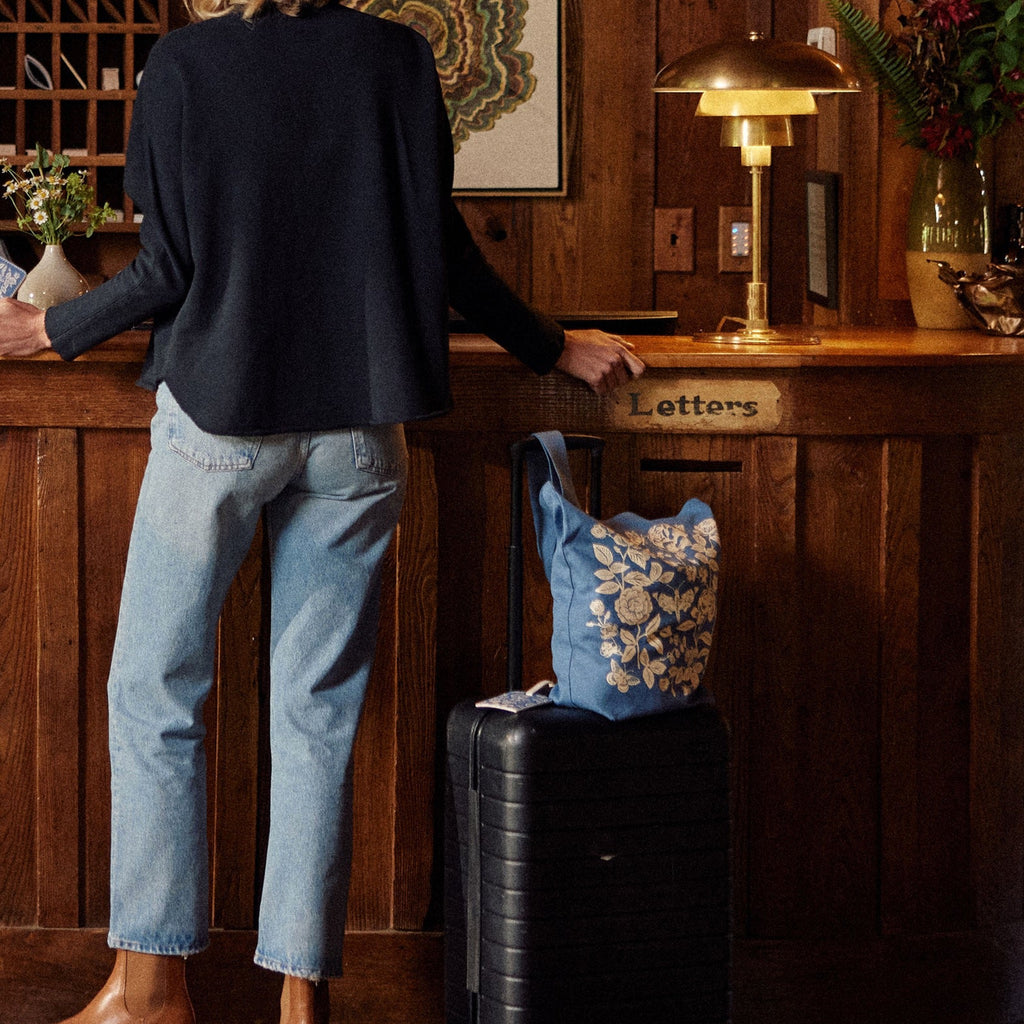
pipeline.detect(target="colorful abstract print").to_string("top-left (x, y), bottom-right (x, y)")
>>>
top-left (345, 0), bottom-right (537, 149)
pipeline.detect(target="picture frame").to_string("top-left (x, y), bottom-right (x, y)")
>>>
top-left (347, 0), bottom-right (568, 196)
top-left (805, 170), bottom-right (839, 309)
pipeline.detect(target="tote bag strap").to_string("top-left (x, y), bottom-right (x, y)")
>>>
top-left (529, 430), bottom-right (581, 506)
top-left (509, 432), bottom-right (604, 691)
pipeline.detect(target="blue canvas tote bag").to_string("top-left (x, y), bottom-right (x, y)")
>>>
top-left (525, 430), bottom-right (720, 720)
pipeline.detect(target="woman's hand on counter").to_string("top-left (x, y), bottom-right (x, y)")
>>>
top-left (0, 298), bottom-right (52, 357)
top-left (555, 329), bottom-right (645, 395)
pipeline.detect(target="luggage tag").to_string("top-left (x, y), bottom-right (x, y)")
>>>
top-left (0, 255), bottom-right (26, 298)
top-left (476, 681), bottom-right (554, 714)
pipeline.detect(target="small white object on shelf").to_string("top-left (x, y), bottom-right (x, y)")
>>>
top-left (24, 55), bottom-right (52, 90)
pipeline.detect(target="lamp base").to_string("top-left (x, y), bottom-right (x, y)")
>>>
top-left (690, 316), bottom-right (821, 346)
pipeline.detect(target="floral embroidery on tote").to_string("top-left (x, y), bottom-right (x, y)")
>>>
top-left (586, 517), bottom-right (719, 699)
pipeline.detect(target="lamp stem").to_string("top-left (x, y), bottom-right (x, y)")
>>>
top-left (745, 162), bottom-right (769, 332)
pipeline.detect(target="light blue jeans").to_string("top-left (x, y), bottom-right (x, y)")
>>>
top-left (106, 383), bottom-right (407, 979)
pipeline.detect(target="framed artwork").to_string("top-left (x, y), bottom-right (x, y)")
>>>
top-left (805, 171), bottom-right (839, 309)
top-left (346, 0), bottom-right (567, 195)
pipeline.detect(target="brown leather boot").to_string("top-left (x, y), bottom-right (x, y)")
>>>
top-left (279, 975), bottom-right (330, 1024)
top-left (58, 949), bottom-right (195, 1024)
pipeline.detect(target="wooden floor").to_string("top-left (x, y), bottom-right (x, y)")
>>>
top-left (9, 924), bottom-right (1024, 1024)
top-left (3, 929), bottom-right (445, 1024)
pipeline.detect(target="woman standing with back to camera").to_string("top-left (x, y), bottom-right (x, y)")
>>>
top-left (0, 0), bottom-right (642, 1021)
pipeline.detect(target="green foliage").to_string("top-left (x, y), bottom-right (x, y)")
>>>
top-left (827, 0), bottom-right (1024, 157)
top-left (826, 0), bottom-right (929, 144)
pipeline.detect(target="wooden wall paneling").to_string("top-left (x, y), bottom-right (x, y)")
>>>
top-left (35, 428), bottom-right (82, 927)
top-left (748, 437), bottom-right (881, 939)
top-left (912, 437), bottom-right (972, 929)
top-left (482, 439), bottom-right (522, 695)
top-left (456, 200), bottom-right (534, 302)
top-left (744, 434), bottom-right (799, 940)
top-left (78, 428), bottom-right (149, 926)
top-left (878, 436), bottom-right (923, 936)
top-left (432, 434), bottom-right (491, 713)
top-left (794, 437), bottom-right (882, 936)
top-left (876, 118), bottom-right (918, 308)
top-left (829, 2), bottom-right (906, 326)
top-left (995, 122), bottom-right (1024, 211)
top-left (392, 442), bottom-right (439, 929)
top-left (209, 525), bottom-right (266, 931)
top-left (528, 0), bottom-right (656, 313)
top-left (992, 433), bottom-right (1024, 920)
top-left (969, 434), bottom-right (1024, 927)
top-left (629, 432), bottom-right (755, 936)
top-left (0, 428), bottom-right (39, 925)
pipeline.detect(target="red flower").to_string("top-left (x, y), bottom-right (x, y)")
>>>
top-left (919, 0), bottom-right (981, 29)
top-left (920, 107), bottom-right (975, 156)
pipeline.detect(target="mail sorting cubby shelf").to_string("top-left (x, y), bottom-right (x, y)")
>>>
top-left (0, 0), bottom-right (169, 231)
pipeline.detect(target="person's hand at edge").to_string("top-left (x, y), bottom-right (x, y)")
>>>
top-left (0, 298), bottom-right (52, 357)
top-left (554, 328), bottom-right (645, 395)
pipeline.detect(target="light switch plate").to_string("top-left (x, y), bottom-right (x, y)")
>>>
top-left (654, 207), bottom-right (695, 273)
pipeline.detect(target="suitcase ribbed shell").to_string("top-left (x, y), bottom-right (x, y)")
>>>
top-left (445, 702), bottom-right (731, 1024)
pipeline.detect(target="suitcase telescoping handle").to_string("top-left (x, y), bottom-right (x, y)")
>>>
top-left (507, 434), bottom-right (604, 693)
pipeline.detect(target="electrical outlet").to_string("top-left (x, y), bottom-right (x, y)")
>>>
top-left (807, 26), bottom-right (837, 54)
top-left (654, 207), bottom-right (695, 273)
top-left (719, 206), bottom-right (752, 273)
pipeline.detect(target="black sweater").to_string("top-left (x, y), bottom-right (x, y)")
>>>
top-left (44, 5), bottom-right (564, 434)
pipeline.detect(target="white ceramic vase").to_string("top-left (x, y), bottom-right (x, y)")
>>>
top-left (18, 243), bottom-right (89, 309)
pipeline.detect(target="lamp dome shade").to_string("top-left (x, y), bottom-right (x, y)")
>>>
top-left (654, 35), bottom-right (860, 95)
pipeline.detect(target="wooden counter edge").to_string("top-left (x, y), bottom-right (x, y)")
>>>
top-left (5, 326), bottom-right (1024, 368)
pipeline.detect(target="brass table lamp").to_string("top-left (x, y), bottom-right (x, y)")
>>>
top-left (654, 33), bottom-right (858, 343)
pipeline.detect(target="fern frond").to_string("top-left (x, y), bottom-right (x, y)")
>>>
top-left (827, 0), bottom-right (930, 141)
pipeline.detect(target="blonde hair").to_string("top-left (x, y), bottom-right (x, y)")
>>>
top-left (185, 0), bottom-right (332, 21)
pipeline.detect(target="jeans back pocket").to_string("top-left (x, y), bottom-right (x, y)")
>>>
top-left (160, 385), bottom-right (263, 472)
top-left (351, 424), bottom-right (407, 477)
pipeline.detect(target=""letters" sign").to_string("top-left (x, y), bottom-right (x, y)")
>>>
top-left (612, 379), bottom-right (782, 432)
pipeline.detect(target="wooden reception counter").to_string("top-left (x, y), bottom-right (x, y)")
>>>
top-left (3, 326), bottom-right (1024, 1024)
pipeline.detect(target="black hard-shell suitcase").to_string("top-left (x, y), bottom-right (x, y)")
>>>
top-left (444, 435), bottom-right (731, 1024)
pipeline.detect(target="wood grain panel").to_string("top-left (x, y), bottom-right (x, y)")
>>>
top-left (530, 0), bottom-right (656, 312)
top-left (797, 438), bottom-right (882, 936)
top-left (0, 429), bottom-right (39, 925)
top-left (348, 538), bottom-right (398, 931)
top-left (433, 435), bottom-right (491, 711)
top-left (745, 435), bottom-right (800, 938)
top-left (748, 437), bottom-right (881, 938)
top-left (878, 437), bottom-right (923, 935)
top-left (35, 428), bottom-right (82, 927)
top-left (970, 435), bottom-right (1024, 926)
top-left (913, 438), bottom-right (972, 928)
top-left (392, 442), bottom-right (439, 929)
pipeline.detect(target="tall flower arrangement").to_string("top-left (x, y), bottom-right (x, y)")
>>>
top-left (828, 0), bottom-right (1024, 157)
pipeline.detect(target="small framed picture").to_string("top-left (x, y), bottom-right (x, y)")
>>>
top-left (805, 171), bottom-right (839, 309)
